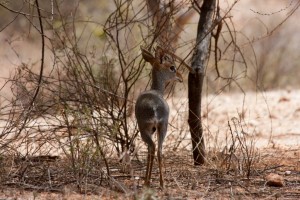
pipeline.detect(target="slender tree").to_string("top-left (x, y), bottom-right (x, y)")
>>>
top-left (188, 0), bottom-right (216, 165)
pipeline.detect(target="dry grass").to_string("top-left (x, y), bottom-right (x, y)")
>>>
top-left (0, 147), bottom-right (299, 199)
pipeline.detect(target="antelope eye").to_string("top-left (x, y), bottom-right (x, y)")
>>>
top-left (170, 66), bottom-right (176, 72)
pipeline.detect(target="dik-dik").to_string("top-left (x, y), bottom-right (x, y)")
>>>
top-left (135, 47), bottom-right (188, 188)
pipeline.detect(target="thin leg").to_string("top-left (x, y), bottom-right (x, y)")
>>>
top-left (144, 151), bottom-right (151, 186)
top-left (139, 125), bottom-right (156, 187)
top-left (145, 139), bottom-right (155, 186)
top-left (158, 148), bottom-right (164, 188)
top-left (157, 123), bottom-right (167, 189)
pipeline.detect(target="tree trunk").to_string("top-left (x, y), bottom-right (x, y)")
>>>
top-left (188, 0), bottom-right (216, 165)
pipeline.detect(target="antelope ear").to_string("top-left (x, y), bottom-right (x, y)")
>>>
top-left (141, 47), bottom-right (156, 63)
top-left (155, 46), bottom-right (164, 59)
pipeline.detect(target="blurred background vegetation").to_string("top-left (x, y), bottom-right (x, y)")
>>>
top-left (1, 0), bottom-right (299, 95)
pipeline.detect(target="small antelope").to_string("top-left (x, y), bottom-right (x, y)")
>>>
top-left (135, 46), bottom-right (191, 188)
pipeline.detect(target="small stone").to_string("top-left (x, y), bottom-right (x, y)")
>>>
top-left (265, 173), bottom-right (285, 187)
top-left (279, 96), bottom-right (290, 102)
top-left (285, 171), bottom-right (292, 175)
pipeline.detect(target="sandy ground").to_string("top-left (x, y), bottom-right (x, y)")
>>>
top-left (202, 89), bottom-right (300, 148)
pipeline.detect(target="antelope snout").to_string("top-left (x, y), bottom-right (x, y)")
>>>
top-left (175, 72), bottom-right (183, 82)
